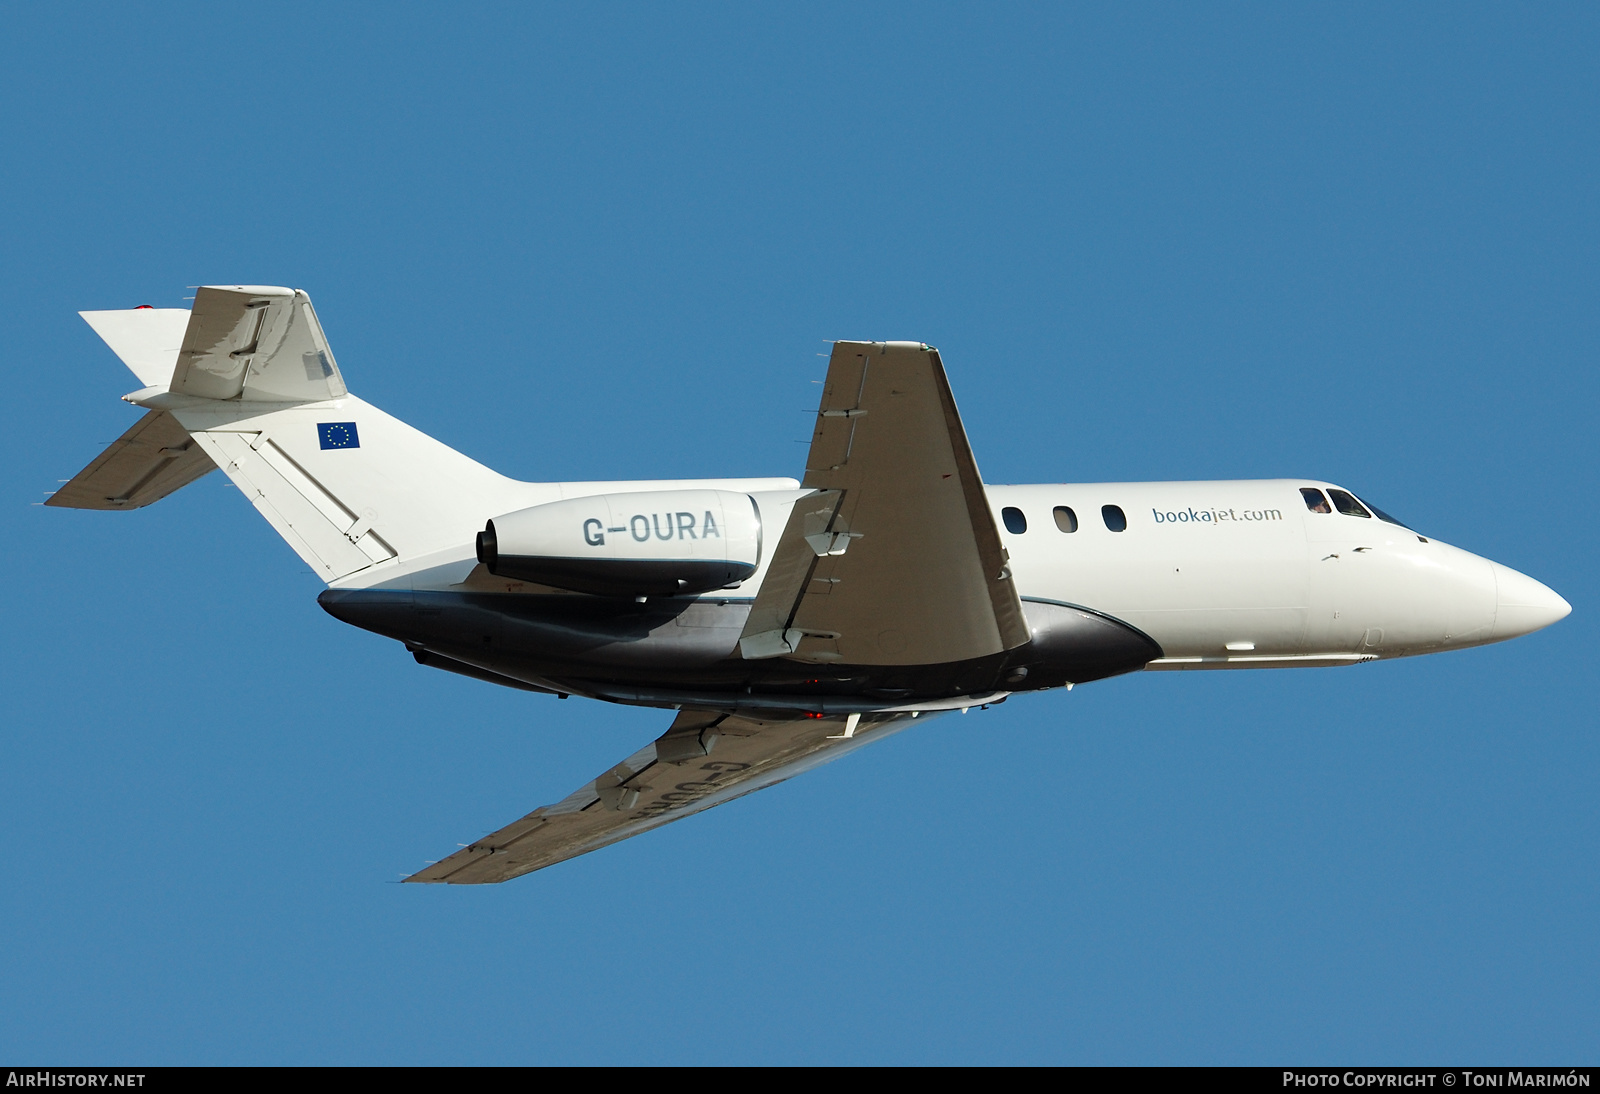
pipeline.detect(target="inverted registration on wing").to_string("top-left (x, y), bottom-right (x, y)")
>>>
top-left (407, 708), bottom-right (918, 884)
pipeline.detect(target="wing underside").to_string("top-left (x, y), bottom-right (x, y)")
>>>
top-left (408, 708), bottom-right (921, 883)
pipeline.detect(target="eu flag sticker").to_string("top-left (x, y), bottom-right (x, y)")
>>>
top-left (318, 422), bottom-right (360, 450)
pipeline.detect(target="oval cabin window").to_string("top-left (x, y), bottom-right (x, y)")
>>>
top-left (1053, 506), bottom-right (1078, 533)
top-left (1102, 504), bottom-right (1127, 532)
top-left (1001, 506), bottom-right (1027, 534)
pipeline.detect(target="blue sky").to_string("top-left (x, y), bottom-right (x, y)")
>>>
top-left (2, 3), bottom-right (1595, 1063)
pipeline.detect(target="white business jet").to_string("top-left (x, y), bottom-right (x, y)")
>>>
top-left (53, 286), bottom-right (1570, 883)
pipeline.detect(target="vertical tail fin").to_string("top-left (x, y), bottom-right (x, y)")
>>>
top-left (174, 395), bottom-right (533, 584)
top-left (68, 286), bottom-right (540, 585)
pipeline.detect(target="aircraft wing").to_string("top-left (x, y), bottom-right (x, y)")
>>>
top-left (46, 409), bottom-right (214, 510)
top-left (739, 341), bottom-right (1031, 666)
top-left (407, 707), bottom-right (920, 883)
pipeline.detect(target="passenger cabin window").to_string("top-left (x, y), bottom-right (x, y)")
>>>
top-left (1102, 504), bottom-right (1127, 532)
top-left (1053, 505), bottom-right (1078, 533)
top-left (1327, 489), bottom-right (1371, 518)
top-left (1300, 487), bottom-right (1332, 514)
top-left (1002, 506), bottom-right (1027, 534)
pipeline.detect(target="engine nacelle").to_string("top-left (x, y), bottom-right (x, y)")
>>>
top-left (477, 489), bottom-right (762, 597)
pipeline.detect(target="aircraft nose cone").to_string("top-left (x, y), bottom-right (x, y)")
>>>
top-left (1491, 562), bottom-right (1571, 640)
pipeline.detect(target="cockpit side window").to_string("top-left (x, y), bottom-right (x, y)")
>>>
top-left (1053, 506), bottom-right (1078, 533)
top-left (1300, 487), bottom-right (1332, 514)
top-left (1327, 489), bottom-right (1371, 518)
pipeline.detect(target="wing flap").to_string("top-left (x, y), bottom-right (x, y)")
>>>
top-left (407, 708), bottom-right (917, 884)
top-left (740, 341), bottom-right (1029, 666)
top-left (46, 410), bottom-right (215, 510)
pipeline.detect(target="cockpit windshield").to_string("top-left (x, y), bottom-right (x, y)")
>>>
top-left (1326, 489), bottom-right (1371, 518)
top-left (1358, 497), bottom-right (1412, 530)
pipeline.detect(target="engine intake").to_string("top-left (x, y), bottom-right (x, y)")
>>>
top-left (477, 489), bottom-right (762, 598)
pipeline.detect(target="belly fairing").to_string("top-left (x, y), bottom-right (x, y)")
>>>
top-left (316, 589), bottom-right (1161, 702)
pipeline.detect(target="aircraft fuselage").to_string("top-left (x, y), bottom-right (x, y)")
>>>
top-left (318, 477), bottom-right (1566, 712)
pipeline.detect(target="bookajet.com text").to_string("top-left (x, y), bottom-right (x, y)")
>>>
top-left (1153, 506), bottom-right (1282, 525)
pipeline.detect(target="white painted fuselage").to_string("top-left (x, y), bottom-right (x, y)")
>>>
top-left (147, 389), bottom-right (1563, 674)
top-left (982, 479), bottom-right (1567, 668)
top-left (364, 473), bottom-right (1568, 675)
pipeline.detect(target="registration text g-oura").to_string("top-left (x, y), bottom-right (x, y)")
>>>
top-left (585, 511), bottom-right (724, 547)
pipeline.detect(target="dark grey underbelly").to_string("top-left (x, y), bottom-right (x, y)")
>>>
top-left (317, 589), bottom-right (1161, 705)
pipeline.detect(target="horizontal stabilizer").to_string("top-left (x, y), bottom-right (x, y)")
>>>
top-left (47, 410), bottom-right (214, 510)
top-left (170, 286), bottom-right (347, 402)
top-left (80, 307), bottom-right (190, 388)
